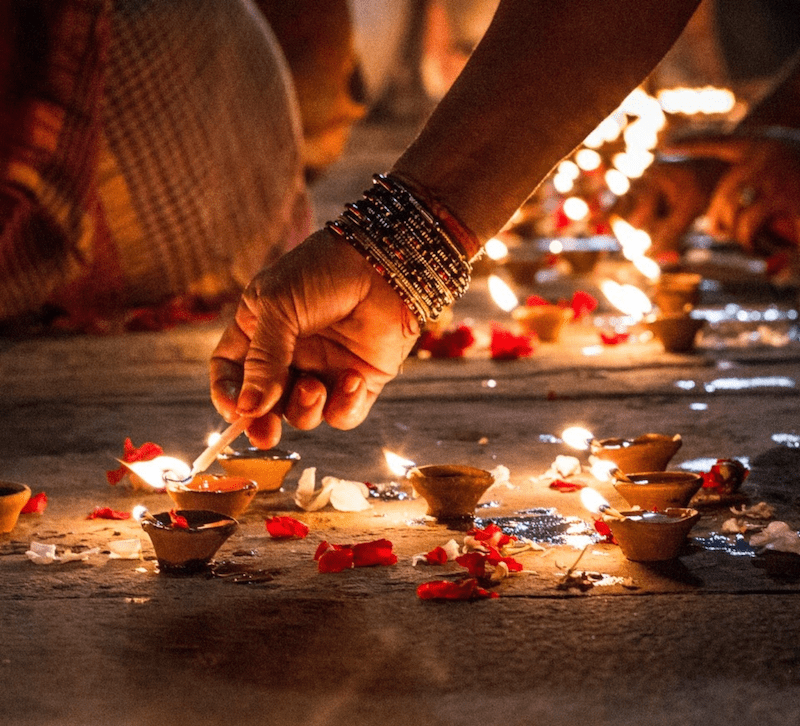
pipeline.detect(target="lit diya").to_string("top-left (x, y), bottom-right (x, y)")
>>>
top-left (166, 474), bottom-right (258, 518)
top-left (217, 447), bottom-right (300, 493)
top-left (646, 313), bottom-right (705, 353)
top-left (407, 465), bottom-right (494, 522)
top-left (138, 508), bottom-right (237, 573)
top-left (582, 489), bottom-right (700, 562)
top-left (613, 471), bottom-right (703, 510)
top-left (512, 304), bottom-right (573, 342)
top-left (654, 272), bottom-right (702, 315)
top-left (590, 433), bottom-right (682, 474)
top-left (0, 481), bottom-right (31, 534)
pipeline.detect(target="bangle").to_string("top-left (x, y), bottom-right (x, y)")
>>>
top-left (326, 174), bottom-right (473, 324)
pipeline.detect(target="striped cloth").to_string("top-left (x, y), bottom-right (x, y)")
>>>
top-left (0, 0), bottom-right (309, 328)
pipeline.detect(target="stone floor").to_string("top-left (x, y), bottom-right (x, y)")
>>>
top-left (2, 121), bottom-right (800, 726)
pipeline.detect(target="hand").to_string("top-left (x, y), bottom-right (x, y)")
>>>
top-left (672, 136), bottom-right (800, 252)
top-left (613, 157), bottom-right (720, 255)
top-left (210, 228), bottom-right (421, 448)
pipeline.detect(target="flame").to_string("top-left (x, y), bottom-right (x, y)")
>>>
top-left (484, 237), bottom-right (509, 261)
top-left (206, 431), bottom-right (222, 448)
top-left (488, 275), bottom-right (519, 312)
top-left (131, 505), bottom-right (149, 522)
top-left (600, 280), bottom-right (652, 321)
top-left (610, 217), bottom-right (651, 260)
top-left (123, 455), bottom-right (191, 489)
top-left (383, 450), bottom-right (416, 477)
top-left (561, 426), bottom-right (594, 451)
top-left (632, 254), bottom-right (661, 281)
top-left (580, 487), bottom-right (611, 514)
top-left (589, 459), bottom-right (619, 482)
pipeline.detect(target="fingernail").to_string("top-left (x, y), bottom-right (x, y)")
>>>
top-left (237, 384), bottom-right (264, 415)
top-left (297, 381), bottom-right (323, 408)
top-left (342, 373), bottom-right (362, 394)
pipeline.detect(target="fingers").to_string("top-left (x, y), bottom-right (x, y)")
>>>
top-left (323, 370), bottom-right (370, 430)
top-left (283, 374), bottom-right (327, 430)
top-left (243, 410), bottom-right (283, 450)
top-left (209, 321), bottom-right (251, 421)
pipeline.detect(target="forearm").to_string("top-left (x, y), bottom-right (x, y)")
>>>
top-left (392, 0), bottom-right (701, 244)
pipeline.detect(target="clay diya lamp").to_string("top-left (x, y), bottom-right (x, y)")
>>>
top-left (166, 474), bottom-right (257, 518)
top-left (613, 471), bottom-right (703, 510)
top-left (0, 481), bottom-right (31, 534)
top-left (646, 313), bottom-right (706, 353)
top-left (654, 272), bottom-right (702, 314)
top-left (217, 447), bottom-right (300, 493)
top-left (604, 507), bottom-right (701, 562)
top-left (407, 465), bottom-right (494, 522)
top-left (590, 433), bottom-right (682, 474)
top-left (512, 305), bottom-right (573, 342)
top-left (140, 509), bottom-right (237, 573)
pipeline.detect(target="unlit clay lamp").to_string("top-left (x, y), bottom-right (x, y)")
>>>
top-left (140, 510), bottom-right (237, 573)
top-left (217, 447), bottom-right (300, 493)
top-left (591, 433), bottom-right (682, 474)
top-left (654, 272), bottom-right (702, 315)
top-left (604, 507), bottom-right (700, 562)
top-left (407, 465), bottom-right (494, 522)
top-left (166, 474), bottom-right (258, 518)
top-left (0, 481), bottom-right (31, 534)
top-left (613, 471), bottom-right (703, 510)
top-left (512, 305), bottom-right (573, 342)
top-left (646, 313), bottom-right (705, 353)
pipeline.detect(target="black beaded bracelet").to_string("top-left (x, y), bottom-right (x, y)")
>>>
top-left (326, 174), bottom-right (472, 325)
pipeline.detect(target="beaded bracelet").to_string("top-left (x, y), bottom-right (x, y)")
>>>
top-left (326, 174), bottom-right (473, 325)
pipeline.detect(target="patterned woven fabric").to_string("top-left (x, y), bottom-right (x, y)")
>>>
top-left (0, 0), bottom-right (309, 327)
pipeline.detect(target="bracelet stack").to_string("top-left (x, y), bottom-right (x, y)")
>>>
top-left (326, 173), bottom-right (472, 325)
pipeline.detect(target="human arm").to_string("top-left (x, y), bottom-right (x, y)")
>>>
top-left (211, 0), bottom-right (702, 448)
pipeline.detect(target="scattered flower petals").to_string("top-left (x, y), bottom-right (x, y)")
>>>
top-left (417, 578), bottom-right (499, 601)
top-left (730, 502), bottom-right (774, 520)
top-left (488, 465), bottom-right (512, 490)
top-left (294, 467), bottom-right (371, 512)
top-left (21, 492), bottom-right (47, 514)
top-left (549, 479), bottom-right (585, 493)
top-left (750, 521), bottom-right (800, 554)
top-left (87, 506), bottom-right (131, 520)
top-left (467, 523), bottom-right (514, 548)
top-left (25, 542), bottom-right (100, 565)
top-left (413, 545), bottom-right (449, 566)
top-left (417, 324), bottom-right (475, 358)
top-left (106, 438), bottom-right (164, 485)
top-left (168, 509), bottom-right (189, 529)
top-left (525, 295), bottom-right (550, 307)
top-left (456, 551), bottom-right (489, 577)
top-left (701, 458), bottom-right (749, 494)
top-left (490, 323), bottom-right (535, 360)
top-left (570, 291), bottom-right (598, 320)
top-left (315, 539), bottom-right (397, 572)
top-left (266, 516), bottom-right (309, 539)
top-left (594, 519), bottom-right (617, 544)
top-left (108, 539), bottom-right (143, 560)
top-left (600, 331), bottom-right (629, 345)
top-left (544, 455), bottom-right (582, 480)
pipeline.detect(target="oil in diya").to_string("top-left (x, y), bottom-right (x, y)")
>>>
top-left (217, 447), bottom-right (300, 493)
top-left (166, 474), bottom-right (257, 518)
top-left (590, 433), bottom-right (682, 474)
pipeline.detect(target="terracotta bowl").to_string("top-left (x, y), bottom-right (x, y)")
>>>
top-left (654, 272), bottom-right (702, 314)
top-left (605, 507), bottom-right (700, 562)
top-left (0, 481), bottom-right (31, 534)
top-left (646, 314), bottom-right (705, 353)
top-left (408, 465), bottom-right (494, 521)
top-left (591, 433), bottom-right (682, 474)
top-left (167, 474), bottom-right (257, 518)
top-left (141, 510), bottom-right (237, 573)
top-left (217, 448), bottom-right (300, 493)
top-left (512, 305), bottom-right (573, 342)
top-left (614, 471), bottom-right (703, 510)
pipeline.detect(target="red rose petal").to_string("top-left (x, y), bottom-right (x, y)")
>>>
top-left (266, 516), bottom-right (309, 539)
top-left (352, 539), bottom-right (398, 567)
top-left (417, 324), bottom-right (475, 358)
top-left (467, 523), bottom-right (514, 547)
top-left (318, 548), bottom-right (354, 573)
top-left (417, 578), bottom-right (499, 601)
top-left (168, 509), bottom-right (189, 529)
top-left (525, 295), bottom-right (549, 307)
top-left (600, 331), bottom-right (629, 345)
top-left (21, 492), bottom-right (47, 514)
top-left (424, 546), bottom-right (449, 565)
top-left (549, 480), bottom-right (585, 493)
top-left (106, 438), bottom-right (165, 485)
top-left (87, 506), bottom-right (131, 520)
top-left (571, 291), bottom-right (598, 319)
top-left (455, 551), bottom-right (488, 577)
top-left (594, 519), bottom-right (617, 544)
top-left (490, 324), bottom-right (535, 360)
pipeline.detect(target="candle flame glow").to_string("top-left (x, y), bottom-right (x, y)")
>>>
top-left (206, 431), bottom-right (222, 447)
top-left (132, 505), bottom-right (149, 522)
top-left (484, 237), bottom-right (509, 261)
top-left (580, 487), bottom-right (611, 514)
top-left (124, 456), bottom-right (192, 489)
top-left (600, 280), bottom-right (652, 321)
top-left (383, 450), bottom-right (416, 477)
top-left (488, 275), bottom-right (519, 312)
top-left (590, 459), bottom-right (619, 482)
top-left (561, 426), bottom-right (594, 450)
